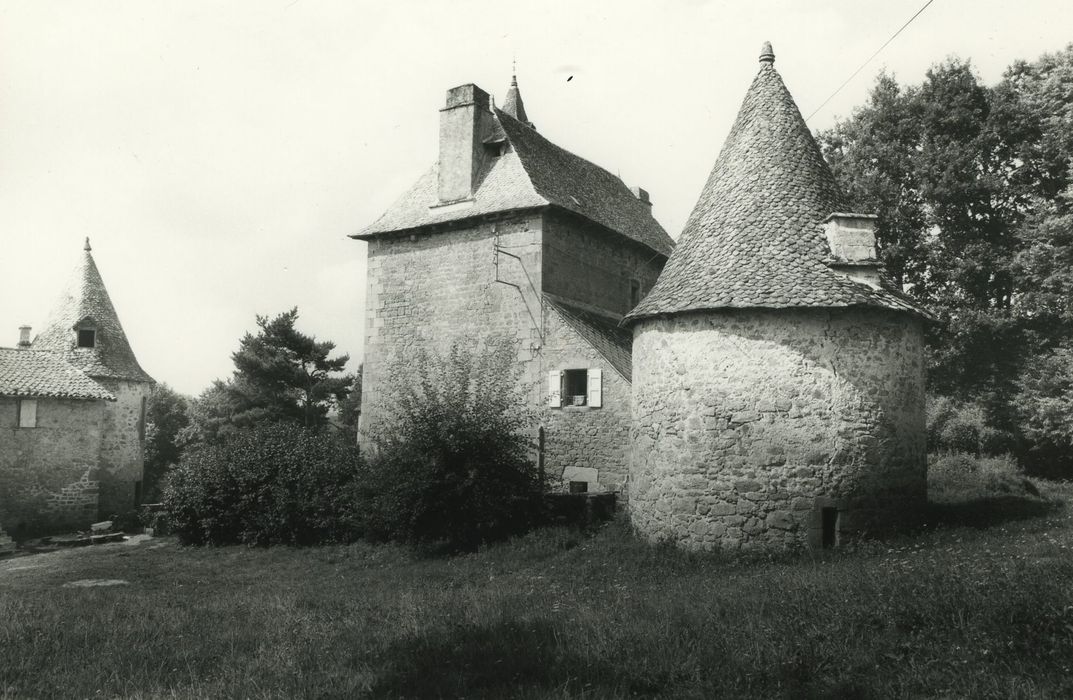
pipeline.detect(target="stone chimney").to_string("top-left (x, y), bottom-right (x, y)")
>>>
top-left (824, 213), bottom-right (882, 288)
top-left (438, 84), bottom-right (497, 204)
top-left (630, 186), bottom-right (651, 207)
top-left (17, 326), bottom-right (31, 348)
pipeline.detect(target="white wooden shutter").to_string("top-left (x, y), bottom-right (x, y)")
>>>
top-left (587, 368), bottom-right (602, 408)
top-left (548, 370), bottom-right (563, 407)
top-left (19, 399), bottom-right (37, 428)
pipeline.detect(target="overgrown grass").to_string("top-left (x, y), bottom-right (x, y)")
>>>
top-left (2, 473), bottom-right (1072, 698)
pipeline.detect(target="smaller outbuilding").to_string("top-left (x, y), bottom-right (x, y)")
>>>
top-left (0, 240), bottom-right (153, 538)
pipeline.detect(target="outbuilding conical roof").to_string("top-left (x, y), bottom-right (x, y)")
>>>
top-left (627, 44), bottom-right (925, 322)
top-left (32, 239), bottom-right (154, 383)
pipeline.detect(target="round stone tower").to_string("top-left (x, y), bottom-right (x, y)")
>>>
top-left (624, 44), bottom-right (931, 551)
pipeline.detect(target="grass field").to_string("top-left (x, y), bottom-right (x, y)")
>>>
top-left (2, 477), bottom-right (1072, 699)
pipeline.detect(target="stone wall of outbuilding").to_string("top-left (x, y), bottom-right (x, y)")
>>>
top-left (0, 396), bottom-right (105, 536)
top-left (629, 308), bottom-right (926, 550)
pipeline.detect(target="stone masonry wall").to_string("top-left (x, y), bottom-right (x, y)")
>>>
top-left (543, 210), bottom-right (664, 316)
top-left (0, 396), bottom-right (104, 536)
top-left (541, 307), bottom-right (632, 492)
top-left (629, 308), bottom-right (926, 551)
top-left (359, 215), bottom-right (544, 442)
top-left (96, 379), bottom-right (152, 518)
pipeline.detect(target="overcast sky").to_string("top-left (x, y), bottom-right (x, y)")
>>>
top-left (2, 0), bottom-right (1070, 396)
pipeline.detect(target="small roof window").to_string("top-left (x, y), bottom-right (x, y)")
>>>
top-left (77, 329), bottom-right (97, 348)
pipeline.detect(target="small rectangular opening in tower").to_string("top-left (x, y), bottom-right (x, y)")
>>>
top-left (569, 481), bottom-right (588, 494)
top-left (77, 329), bottom-right (96, 348)
top-left (821, 507), bottom-right (839, 548)
top-left (629, 278), bottom-right (641, 308)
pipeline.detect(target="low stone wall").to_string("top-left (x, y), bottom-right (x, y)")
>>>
top-left (629, 308), bottom-right (926, 550)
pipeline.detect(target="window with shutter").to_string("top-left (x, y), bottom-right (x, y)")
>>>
top-left (587, 368), bottom-right (602, 408)
top-left (548, 370), bottom-right (562, 407)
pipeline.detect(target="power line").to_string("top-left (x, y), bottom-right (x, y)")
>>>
top-left (805, 0), bottom-right (936, 122)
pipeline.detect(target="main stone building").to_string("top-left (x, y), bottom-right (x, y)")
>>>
top-left (354, 74), bottom-right (674, 493)
top-left (357, 46), bottom-right (930, 549)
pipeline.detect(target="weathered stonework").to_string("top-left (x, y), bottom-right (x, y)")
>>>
top-left (629, 309), bottom-right (926, 550)
top-left (358, 209), bottom-right (664, 491)
top-left (541, 306), bottom-right (632, 492)
top-left (0, 397), bottom-right (105, 536)
top-left (543, 211), bottom-right (663, 317)
top-left (96, 379), bottom-right (151, 517)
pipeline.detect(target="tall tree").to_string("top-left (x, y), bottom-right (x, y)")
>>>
top-left (143, 383), bottom-right (191, 499)
top-left (229, 308), bottom-right (355, 429)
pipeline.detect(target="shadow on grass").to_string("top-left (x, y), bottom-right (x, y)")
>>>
top-left (369, 618), bottom-right (650, 698)
top-left (927, 494), bottom-right (1058, 529)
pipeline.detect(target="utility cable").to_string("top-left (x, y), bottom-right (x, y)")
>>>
top-left (805, 0), bottom-right (936, 122)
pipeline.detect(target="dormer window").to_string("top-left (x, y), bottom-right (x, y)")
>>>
top-left (77, 329), bottom-right (96, 348)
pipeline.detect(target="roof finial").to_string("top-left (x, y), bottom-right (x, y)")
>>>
top-left (759, 41), bottom-right (775, 64)
top-left (84, 237), bottom-right (92, 252)
top-left (511, 56), bottom-right (518, 86)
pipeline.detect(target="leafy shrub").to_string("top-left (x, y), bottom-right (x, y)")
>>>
top-left (927, 395), bottom-right (1017, 457)
top-left (928, 451), bottom-right (1036, 503)
top-left (161, 423), bottom-right (364, 545)
top-left (363, 339), bottom-right (543, 550)
top-left (1013, 343), bottom-right (1073, 476)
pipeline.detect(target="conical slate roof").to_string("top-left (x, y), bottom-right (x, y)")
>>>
top-left (627, 44), bottom-right (925, 322)
top-left (32, 239), bottom-right (154, 383)
top-left (502, 72), bottom-right (530, 124)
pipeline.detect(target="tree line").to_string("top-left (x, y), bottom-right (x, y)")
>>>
top-left (817, 45), bottom-right (1073, 474)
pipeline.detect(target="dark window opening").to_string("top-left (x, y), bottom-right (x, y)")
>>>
top-left (77, 329), bottom-right (96, 348)
top-left (569, 481), bottom-right (588, 494)
top-left (138, 396), bottom-right (148, 441)
top-left (563, 369), bottom-right (588, 406)
top-left (821, 507), bottom-right (839, 548)
top-left (629, 278), bottom-right (642, 308)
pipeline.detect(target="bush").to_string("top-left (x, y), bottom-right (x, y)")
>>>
top-left (363, 339), bottom-right (543, 550)
top-left (161, 423), bottom-right (364, 545)
top-left (928, 451), bottom-right (1035, 503)
top-left (1013, 343), bottom-right (1073, 476)
top-left (927, 395), bottom-right (1017, 457)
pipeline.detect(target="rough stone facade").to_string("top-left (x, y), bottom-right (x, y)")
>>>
top-left (358, 207), bottom-right (665, 492)
top-left (96, 379), bottom-right (151, 517)
top-left (0, 396), bottom-right (105, 535)
top-left (629, 309), bottom-right (926, 550)
top-left (541, 307), bottom-right (633, 491)
top-left (543, 211), bottom-right (663, 317)
top-left (360, 215), bottom-right (545, 435)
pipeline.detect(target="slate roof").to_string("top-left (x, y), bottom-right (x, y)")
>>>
top-left (626, 45), bottom-right (930, 323)
top-left (0, 348), bottom-right (115, 401)
top-left (31, 241), bottom-right (155, 383)
top-left (546, 295), bottom-right (632, 381)
top-left (354, 99), bottom-right (674, 258)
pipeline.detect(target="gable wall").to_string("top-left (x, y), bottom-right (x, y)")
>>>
top-left (542, 209), bottom-right (666, 317)
top-left (0, 396), bottom-right (105, 536)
